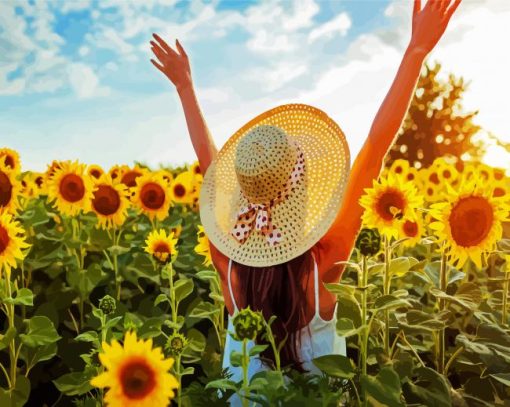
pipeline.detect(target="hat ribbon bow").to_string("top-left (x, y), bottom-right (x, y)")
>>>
top-left (230, 145), bottom-right (305, 247)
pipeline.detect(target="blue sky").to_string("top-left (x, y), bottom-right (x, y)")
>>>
top-left (1, 0), bottom-right (509, 172)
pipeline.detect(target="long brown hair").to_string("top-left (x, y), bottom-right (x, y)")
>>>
top-left (231, 242), bottom-right (323, 372)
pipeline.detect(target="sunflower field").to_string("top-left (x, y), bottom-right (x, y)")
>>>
top-left (1, 146), bottom-right (510, 406)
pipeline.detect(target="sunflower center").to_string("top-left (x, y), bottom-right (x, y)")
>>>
top-left (59, 174), bottom-right (85, 203)
top-left (429, 173), bottom-right (440, 184)
top-left (35, 176), bottom-right (44, 188)
top-left (0, 225), bottom-right (9, 255)
top-left (0, 171), bottom-right (13, 207)
top-left (4, 155), bottom-right (15, 169)
top-left (90, 169), bottom-right (102, 179)
top-left (403, 220), bottom-right (418, 237)
top-left (173, 184), bottom-right (186, 198)
top-left (119, 359), bottom-right (156, 399)
top-left (121, 171), bottom-right (142, 188)
top-left (375, 188), bottom-right (405, 221)
top-left (154, 242), bottom-right (170, 254)
top-left (92, 185), bottom-right (120, 216)
top-left (449, 196), bottom-right (494, 247)
top-left (140, 182), bottom-right (165, 210)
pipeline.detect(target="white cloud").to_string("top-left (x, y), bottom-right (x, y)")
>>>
top-left (245, 62), bottom-right (308, 91)
top-left (67, 63), bottom-right (110, 99)
top-left (309, 12), bottom-right (352, 43)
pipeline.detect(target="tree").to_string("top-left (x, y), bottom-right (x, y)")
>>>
top-left (384, 62), bottom-right (484, 169)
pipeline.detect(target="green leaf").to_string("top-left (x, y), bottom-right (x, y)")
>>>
top-left (53, 370), bottom-right (94, 396)
top-left (389, 257), bottom-right (411, 277)
top-left (205, 378), bottom-right (238, 391)
top-left (489, 373), bottom-right (510, 387)
top-left (75, 331), bottom-right (99, 343)
top-left (429, 282), bottom-right (482, 312)
top-left (181, 366), bottom-right (195, 376)
top-left (189, 301), bottom-right (220, 322)
top-left (336, 318), bottom-right (365, 337)
top-left (312, 354), bottom-right (355, 379)
top-left (4, 288), bottom-right (34, 306)
top-left (0, 327), bottom-right (17, 351)
top-left (405, 366), bottom-right (452, 407)
top-left (249, 344), bottom-right (269, 357)
top-left (373, 295), bottom-right (411, 313)
top-left (154, 294), bottom-right (169, 306)
top-left (361, 366), bottom-right (405, 406)
top-left (336, 294), bottom-right (362, 328)
top-left (19, 342), bottom-right (58, 369)
top-left (138, 316), bottom-right (166, 339)
top-left (324, 282), bottom-right (356, 298)
top-left (0, 375), bottom-right (31, 407)
top-left (174, 278), bottom-right (194, 304)
top-left (104, 316), bottom-right (123, 331)
top-left (107, 245), bottom-right (130, 256)
top-left (230, 350), bottom-right (243, 367)
top-left (20, 316), bottom-right (61, 348)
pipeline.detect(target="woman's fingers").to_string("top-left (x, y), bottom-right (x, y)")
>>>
top-left (444, 0), bottom-right (461, 20)
top-left (150, 58), bottom-right (165, 74)
top-left (175, 39), bottom-right (188, 59)
top-left (151, 46), bottom-right (167, 66)
top-left (413, 0), bottom-right (421, 17)
top-left (152, 33), bottom-right (178, 58)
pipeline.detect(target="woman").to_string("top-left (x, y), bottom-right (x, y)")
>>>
top-left (150, 0), bottom-right (460, 391)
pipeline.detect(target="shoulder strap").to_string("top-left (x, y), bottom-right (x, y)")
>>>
top-left (312, 252), bottom-right (320, 316)
top-left (227, 259), bottom-right (239, 313)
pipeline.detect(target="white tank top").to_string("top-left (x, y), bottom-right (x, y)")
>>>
top-left (222, 252), bottom-right (347, 384)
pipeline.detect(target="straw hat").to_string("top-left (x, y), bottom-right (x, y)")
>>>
top-left (199, 104), bottom-right (350, 267)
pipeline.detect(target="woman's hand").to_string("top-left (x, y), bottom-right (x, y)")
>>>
top-left (409, 0), bottom-right (461, 55)
top-left (150, 33), bottom-right (192, 93)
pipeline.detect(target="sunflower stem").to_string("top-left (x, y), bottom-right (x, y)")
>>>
top-left (176, 353), bottom-right (182, 407)
top-left (383, 235), bottom-right (392, 357)
top-left (241, 338), bottom-right (250, 407)
top-left (503, 271), bottom-right (509, 326)
top-left (360, 254), bottom-right (369, 407)
top-left (5, 275), bottom-right (17, 389)
top-left (437, 247), bottom-right (448, 375)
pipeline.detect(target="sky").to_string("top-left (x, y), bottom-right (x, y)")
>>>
top-left (1, 0), bottom-right (509, 173)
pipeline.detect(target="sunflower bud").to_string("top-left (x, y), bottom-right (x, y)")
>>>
top-left (165, 332), bottom-right (189, 356)
top-left (232, 306), bottom-right (264, 341)
top-left (355, 228), bottom-right (381, 257)
top-left (99, 295), bottom-right (116, 315)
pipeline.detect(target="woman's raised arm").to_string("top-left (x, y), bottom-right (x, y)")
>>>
top-left (149, 34), bottom-right (218, 175)
top-left (318, 0), bottom-right (462, 282)
top-left (150, 34), bottom-right (229, 277)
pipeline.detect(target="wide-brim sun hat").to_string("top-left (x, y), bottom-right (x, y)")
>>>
top-left (199, 104), bottom-right (350, 267)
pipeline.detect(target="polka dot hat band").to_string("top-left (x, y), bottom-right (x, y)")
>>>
top-left (199, 104), bottom-right (350, 267)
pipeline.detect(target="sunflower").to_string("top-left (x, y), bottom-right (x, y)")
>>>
top-left (422, 182), bottom-right (441, 203)
top-left (360, 172), bottom-right (423, 240)
top-left (170, 170), bottom-right (195, 205)
top-left (90, 174), bottom-right (130, 229)
top-left (190, 160), bottom-right (201, 177)
top-left (0, 211), bottom-right (30, 277)
top-left (389, 159), bottom-right (410, 180)
top-left (90, 330), bottom-right (178, 407)
top-left (194, 224), bottom-right (212, 267)
top-left (429, 176), bottom-right (510, 269)
top-left (0, 148), bottom-right (21, 172)
top-left (45, 160), bottom-right (64, 182)
top-left (144, 229), bottom-right (178, 263)
top-left (132, 172), bottom-right (172, 221)
top-left (169, 223), bottom-right (182, 239)
top-left (398, 212), bottom-right (425, 248)
top-left (0, 163), bottom-right (21, 214)
top-left (47, 160), bottom-right (94, 217)
top-left (157, 169), bottom-right (174, 185)
top-left (87, 164), bottom-right (104, 180)
top-left (108, 165), bottom-right (127, 183)
top-left (120, 165), bottom-right (148, 189)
